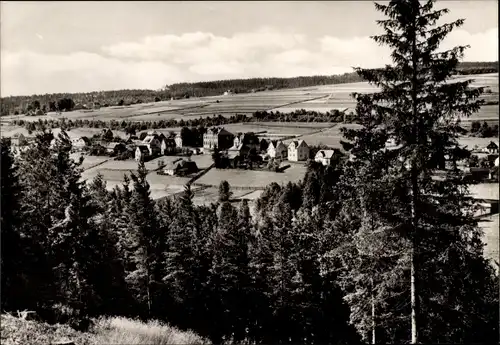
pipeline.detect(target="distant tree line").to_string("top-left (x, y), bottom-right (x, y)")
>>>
top-left (470, 121), bottom-right (499, 138)
top-left (455, 61), bottom-right (499, 75)
top-left (2, 61), bottom-right (496, 116)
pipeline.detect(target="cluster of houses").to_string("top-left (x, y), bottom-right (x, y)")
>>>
top-left (6, 127), bottom-right (343, 168)
top-left (201, 126), bottom-right (336, 166)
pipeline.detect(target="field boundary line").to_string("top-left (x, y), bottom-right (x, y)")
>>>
top-left (264, 94), bottom-right (330, 112)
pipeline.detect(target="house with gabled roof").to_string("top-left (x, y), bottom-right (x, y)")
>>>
top-left (288, 139), bottom-right (309, 161)
top-left (164, 159), bottom-right (198, 176)
top-left (203, 126), bottom-right (234, 151)
top-left (135, 145), bottom-right (150, 161)
top-left (233, 132), bottom-right (259, 151)
top-left (71, 136), bottom-right (91, 151)
top-left (486, 141), bottom-right (499, 154)
top-left (105, 142), bottom-right (126, 155)
top-left (142, 134), bottom-right (161, 156)
top-left (161, 137), bottom-right (176, 155)
top-left (174, 133), bottom-right (183, 148)
top-left (267, 140), bottom-right (287, 159)
top-left (315, 149), bottom-right (337, 166)
top-left (101, 128), bottom-right (113, 140)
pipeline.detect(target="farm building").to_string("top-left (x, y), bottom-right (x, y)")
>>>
top-left (288, 140), bottom-right (309, 162)
top-left (105, 142), bottom-right (126, 155)
top-left (233, 133), bottom-right (260, 151)
top-left (175, 133), bottom-right (183, 147)
top-left (164, 159), bottom-right (198, 176)
top-left (101, 128), bottom-right (113, 140)
top-left (228, 143), bottom-right (251, 158)
top-left (465, 167), bottom-right (491, 182)
top-left (71, 136), bottom-right (91, 151)
top-left (10, 133), bottom-right (28, 146)
top-left (135, 146), bottom-right (150, 161)
top-left (315, 149), bottom-right (337, 166)
top-left (267, 140), bottom-right (287, 159)
top-left (203, 127), bottom-right (234, 151)
top-left (142, 134), bottom-right (161, 156)
top-left (486, 141), bottom-right (499, 154)
top-left (161, 138), bottom-right (176, 155)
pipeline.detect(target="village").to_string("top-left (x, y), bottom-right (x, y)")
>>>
top-left (8, 126), bottom-right (500, 183)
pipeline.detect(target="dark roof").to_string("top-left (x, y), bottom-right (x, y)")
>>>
top-left (316, 150), bottom-right (336, 159)
top-left (136, 145), bottom-right (149, 153)
top-left (207, 127), bottom-right (233, 136)
top-left (487, 141), bottom-right (498, 149)
top-left (165, 159), bottom-right (197, 170)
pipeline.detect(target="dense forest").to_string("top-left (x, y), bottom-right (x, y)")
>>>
top-left (2, 125), bottom-right (498, 344)
top-left (1, 61), bottom-right (497, 116)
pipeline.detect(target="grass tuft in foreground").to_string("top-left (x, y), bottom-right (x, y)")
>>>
top-left (0, 313), bottom-right (210, 345)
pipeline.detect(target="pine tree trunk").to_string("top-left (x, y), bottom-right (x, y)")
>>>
top-left (410, 11), bottom-right (419, 343)
top-left (146, 284), bottom-right (151, 317)
top-left (371, 277), bottom-right (376, 345)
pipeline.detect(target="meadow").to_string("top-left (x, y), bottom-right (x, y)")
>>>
top-left (197, 165), bottom-right (308, 189)
top-left (3, 73), bottom-right (497, 205)
top-left (0, 313), bottom-right (209, 345)
top-left (5, 73), bottom-right (496, 124)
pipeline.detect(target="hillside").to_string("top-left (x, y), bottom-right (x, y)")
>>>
top-left (1, 61), bottom-right (497, 116)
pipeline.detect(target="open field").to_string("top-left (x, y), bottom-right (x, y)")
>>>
top-left (468, 183), bottom-right (499, 201)
top-left (71, 154), bottom-right (111, 170)
top-left (197, 165), bottom-right (308, 188)
top-left (223, 123), bottom-right (321, 136)
top-left (479, 213), bottom-right (499, 265)
top-left (5, 73), bottom-right (496, 124)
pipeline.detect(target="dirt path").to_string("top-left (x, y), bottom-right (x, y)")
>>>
top-left (82, 157), bottom-right (114, 171)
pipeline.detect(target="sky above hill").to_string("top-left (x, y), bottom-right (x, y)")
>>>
top-left (1, 1), bottom-right (498, 96)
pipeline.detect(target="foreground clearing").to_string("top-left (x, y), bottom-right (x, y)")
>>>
top-left (0, 313), bottom-right (209, 345)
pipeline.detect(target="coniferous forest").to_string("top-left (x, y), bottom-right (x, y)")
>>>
top-left (1, 1), bottom-right (499, 344)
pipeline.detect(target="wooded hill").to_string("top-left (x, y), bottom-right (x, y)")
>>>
top-left (1, 61), bottom-right (497, 116)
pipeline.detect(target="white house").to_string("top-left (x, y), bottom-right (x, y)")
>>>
top-left (288, 140), bottom-right (309, 161)
top-left (161, 138), bottom-right (176, 155)
top-left (142, 134), bottom-right (161, 156)
top-left (486, 141), bottom-right (499, 154)
top-left (233, 133), bottom-right (259, 151)
top-left (71, 137), bottom-right (90, 151)
top-left (174, 133), bottom-right (183, 148)
top-left (495, 157), bottom-right (499, 167)
top-left (315, 150), bottom-right (336, 166)
top-left (267, 140), bottom-right (287, 159)
top-left (135, 146), bottom-right (149, 161)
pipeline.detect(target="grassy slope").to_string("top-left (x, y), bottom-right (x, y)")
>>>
top-left (0, 314), bottom-right (209, 345)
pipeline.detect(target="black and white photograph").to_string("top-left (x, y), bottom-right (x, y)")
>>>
top-left (0, 1), bottom-right (499, 344)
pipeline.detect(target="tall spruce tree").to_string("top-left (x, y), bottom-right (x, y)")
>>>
top-left (248, 213), bottom-right (274, 343)
top-left (163, 185), bottom-right (209, 332)
top-left (332, 0), bottom-right (498, 343)
top-left (125, 161), bottom-right (164, 317)
top-left (1, 138), bottom-right (28, 311)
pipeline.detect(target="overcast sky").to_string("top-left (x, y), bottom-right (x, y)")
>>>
top-left (1, 1), bottom-right (498, 96)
